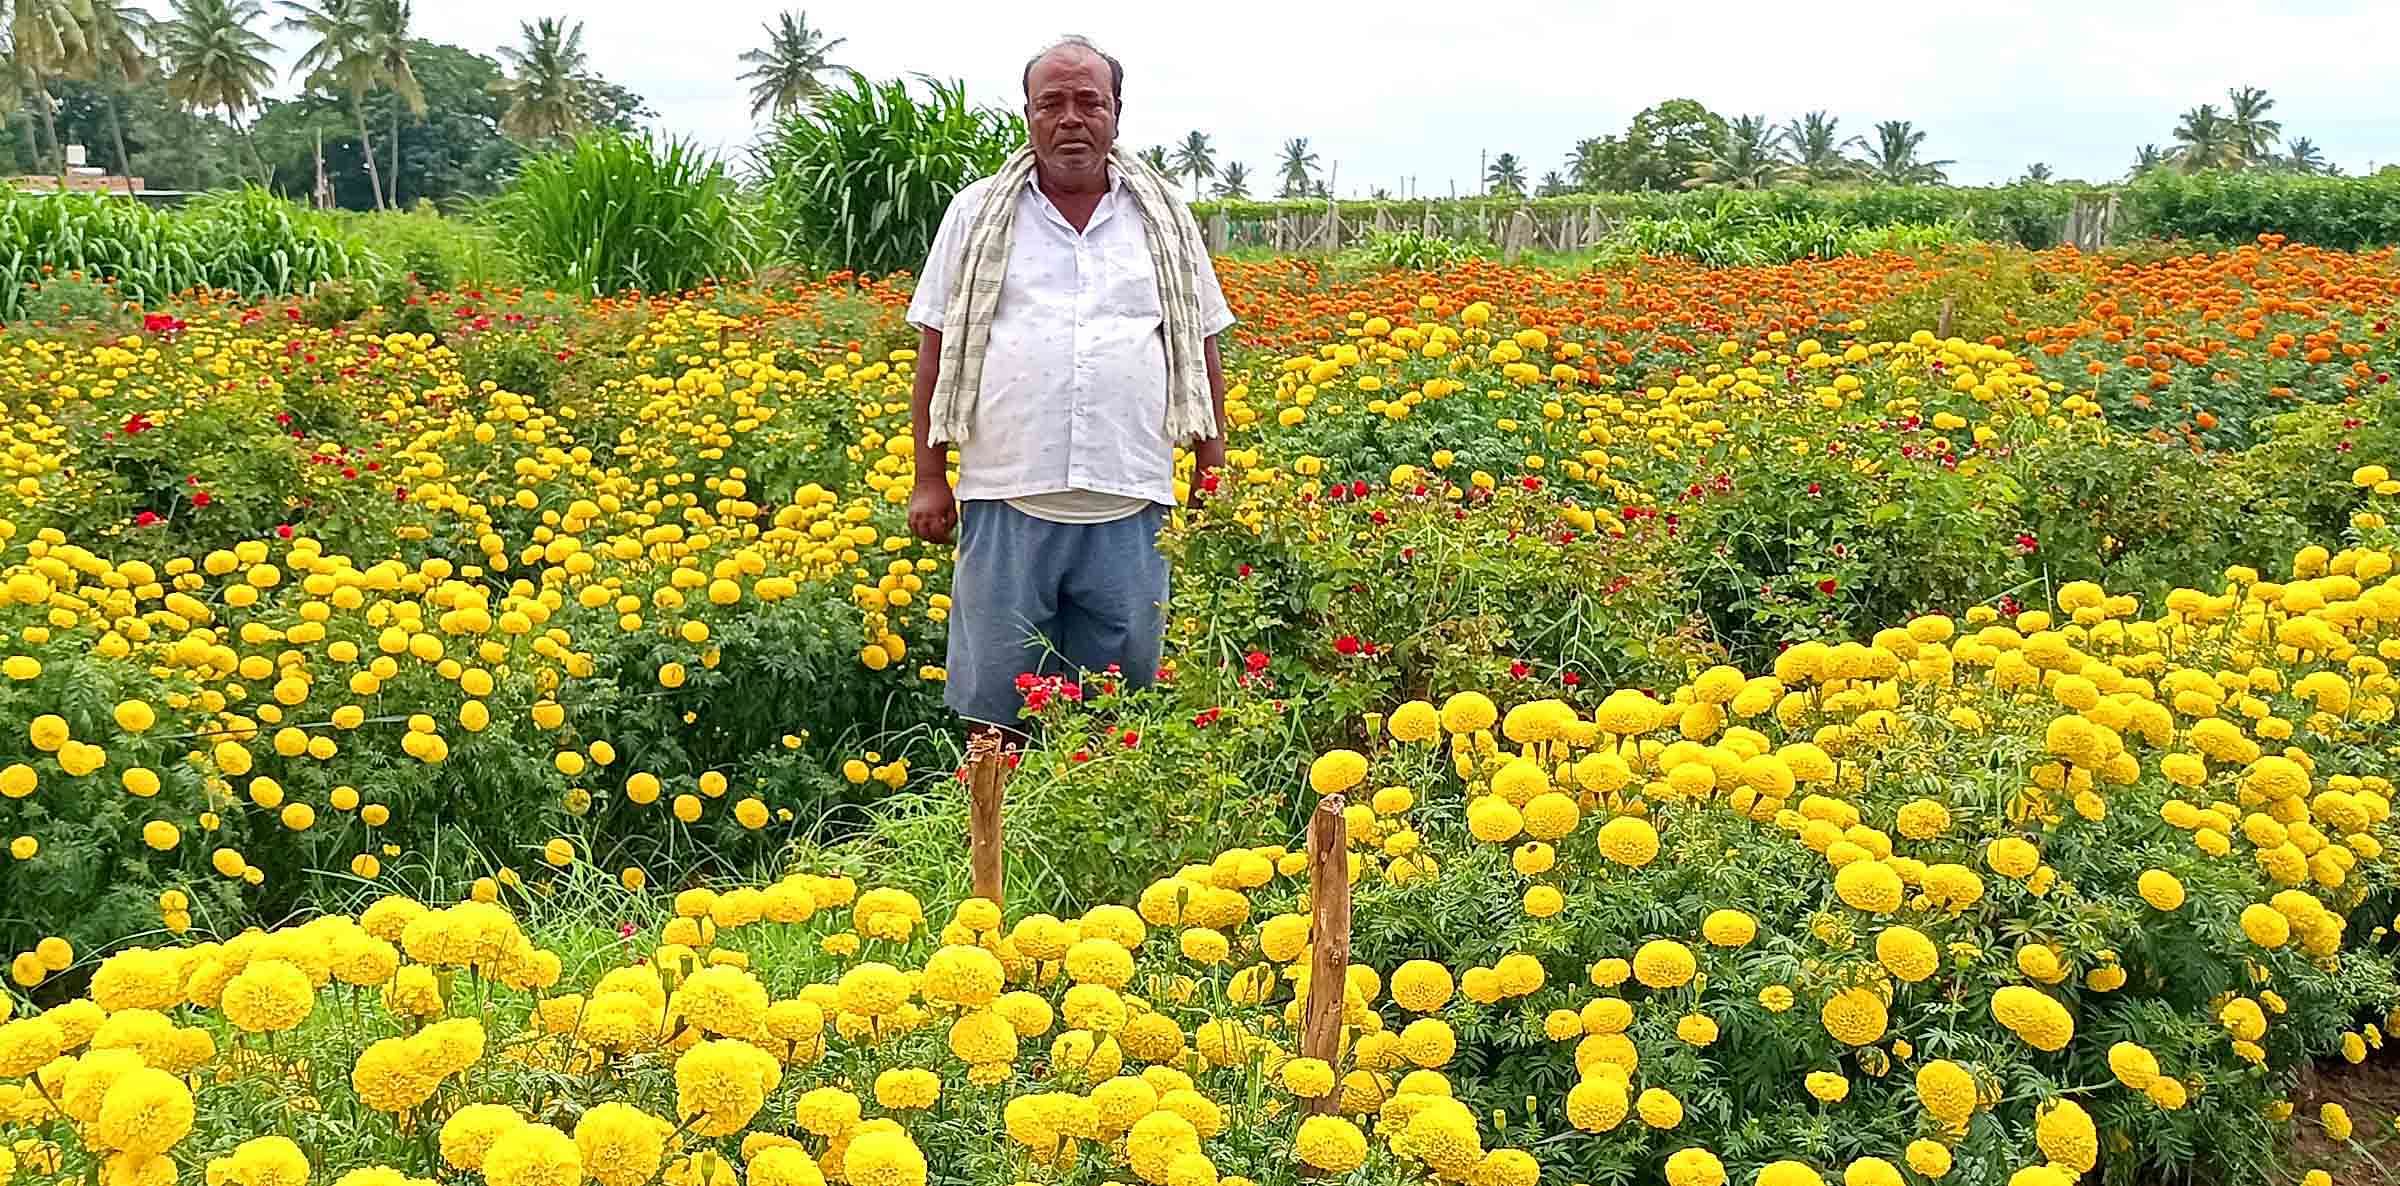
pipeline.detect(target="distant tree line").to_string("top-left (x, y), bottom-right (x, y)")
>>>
top-left (1136, 86), bottom-right (2355, 201)
top-left (0, 1), bottom-right (652, 208)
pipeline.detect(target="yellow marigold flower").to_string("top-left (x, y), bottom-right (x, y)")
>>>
top-left (1597, 815), bottom-right (1660, 867)
top-left (1388, 700), bottom-right (1440, 743)
top-left (1990, 986), bottom-right (2075, 1051)
top-left (1664, 1147), bottom-right (1726, 1186)
top-left (2137, 869), bottom-right (2185, 910)
top-left (1755, 1159), bottom-right (1823, 1186)
top-left (1701, 909), bottom-right (1756, 947)
top-left (1308, 749), bottom-right (1367, 796)
top-left (1904, 1139), bottom-right (1953, 1179)
top-left (1820, 987), bottom-right (1887, 1046)
top-left (1633, 939), bottom-right (1696, 990)
top-left (1804, 1071), bottom-right (1849, 1103)
top-left (2035, 1099), bottom-right (2097, 1173)
top-left (1438, 691), bottom-right (1497, 735)
top-left (1637, 1086), bottom-right (1684, 1129)
top-left (1293, 1115), bottom-right (1365, 1174)
top-left (1875, 926), bottom-right (1938, 983)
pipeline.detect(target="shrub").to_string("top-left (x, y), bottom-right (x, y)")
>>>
top-left (488, 132), bottom-right (760, 296)
top-left (1343, 228), bottom-right (1479, 271)
top-left (2121, 169), bottom-right (2400, 250)
top-left (753, 74), bottom-right (1024, 276)
top-left (0, 188), bottom-right (367, 319)
top-left (339, 205), bottom-right (523, 293)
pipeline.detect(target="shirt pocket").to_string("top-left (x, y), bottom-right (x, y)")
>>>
top-left (1105, 240), bottom-right (1165, 322)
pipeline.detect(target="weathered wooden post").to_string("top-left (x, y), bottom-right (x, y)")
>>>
top-left (1501, 208), bottom-right (1537, 264)
top-left (1936, 296), bottom-right (1955, 341)
top-left (1300, 793), bottom-right (1351, 1117)
top-left (1205, 210), bottom-right (1230, 256)
top-left (965, 732), bottom-right (1008, 908)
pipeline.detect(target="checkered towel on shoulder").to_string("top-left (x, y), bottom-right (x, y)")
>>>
top-left (927, 145), bottom-right (1219, 447)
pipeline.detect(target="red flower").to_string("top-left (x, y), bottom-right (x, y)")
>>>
top-left (275, 524), bottom-right (294, 539)
top-left (1192, 707), bottom-right (1222, 728)
top-left (1817, 578), bottom-right (1838, 596)
top-left (1509, 661), bottom-right (1530, 679)
top-left (1333, 634), bottom-right (1362, 656)
top-left (1236, 563), bottom-right (1252, 578)
top-left (1069, 749), bottom-right (1091, 763)
top-left (1120, 729), bottom-right (1140, 748)
top-left (190, 491), bottom-right (212, 508)
top-left (1561, 671), bottom-right (1582, 687)
top-left (132, 511), bottom-right (160, 527)
top-left (1243, 650), bottom-right (1270, 675)
top-left (121, 413), bottom-right (152, 436)
top-left (1198, 472), bottom-right (1220, 494)
top-left (1349, 479), bottom-right (1368, 498)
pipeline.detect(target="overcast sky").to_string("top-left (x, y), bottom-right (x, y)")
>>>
top-left (221, 0), bottom-right (2400, 190)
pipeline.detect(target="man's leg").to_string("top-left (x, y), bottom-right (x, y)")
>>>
top-left (944, 501), bottom-right (1067, 738)
top-left (1055, 503), bottom-right (1169, 692)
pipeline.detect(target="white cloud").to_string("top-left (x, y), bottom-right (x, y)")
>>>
top-left (190, 0), bottom-right (2400, 186)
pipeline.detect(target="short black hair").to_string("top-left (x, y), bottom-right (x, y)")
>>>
top-left (1022, 35), bottom-right (1123, 108)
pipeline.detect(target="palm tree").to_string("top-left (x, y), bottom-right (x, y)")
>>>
top-left (1566, 136), bottom-right (1610, 192)
top-left (2279, 136), bottom-right (2328, 176)
top-left (362, 0), bottom-right (424, 207)
top-left (2129, 143), bottom-right (2167, 179)
top-left (1213, 161), bottom-right (1249, 199)
top-left (2224, 85), bottom-right (2280, 163)
top-left (1535, 169), bottom-right (1568, 197)
top-left (493, 16), bottom-right (590, 144)
top-left (82, 1), bottom-right (154, 194)
top-left (1863, 119), bottom-right (1949, 185)
top-left (2172, 104), bottom-right (2241, 172)
top-left (1483, 151), bottom-right (1525, 195)
top-left (1689, 115), bottom-right (1786, 189)
top-left (279, 0), bottom-right (396, 207)
top-left (1169, 130), bottom-right (1215, 200)
top-left (11, 0), bottom-right (94, 178)
top-left (2021, 162), bottom-right (2054, 182)
top-left (1276, 136), bottom-right (1318, 198)
top-left (737, 10), bottom-right (844, 120)
top-left (1135, 144), bottom-right (1169, 173)
top-left (1779, 111), bottom-right (1857, 183)
top-left (155, 0), bottom-right (276, 181)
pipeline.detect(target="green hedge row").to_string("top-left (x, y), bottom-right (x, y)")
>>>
top-left (1194, 170), bottom-right (2400, 251)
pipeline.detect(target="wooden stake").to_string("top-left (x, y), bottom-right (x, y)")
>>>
top-left (965, 731), bottom-right (1008, 909)
top-left (1936, 296), bottom-right (1956, 341)
top-left (1301, 793), bottom-right (1351, 1117)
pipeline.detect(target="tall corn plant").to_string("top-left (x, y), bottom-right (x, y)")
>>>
top-left (754, 74), bottom-right (1024, 276)
top-left (489, 132), bottom-right (759, 296)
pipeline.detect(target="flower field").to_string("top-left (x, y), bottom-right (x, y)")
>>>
top-left (0, 237), bottom-right (2397, 1186)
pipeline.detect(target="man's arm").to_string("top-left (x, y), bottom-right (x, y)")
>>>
top-left (907, 327), bottom-right (958, 544)
top-left (1187, 334), bottom-right (1229, 505)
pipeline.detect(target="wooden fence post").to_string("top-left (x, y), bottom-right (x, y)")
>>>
top-left (1936, 296), bottom-right (1955, 341)
top-left (965, 732), bottom-right (1008, 908)
top-left (1301, 794), bottom-right (1351, 1117)
top-left (1205, 210), bottom-right (1230, 256)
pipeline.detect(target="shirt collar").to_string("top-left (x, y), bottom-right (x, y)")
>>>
top-left (1023, 162), bottom-right (1127, 197)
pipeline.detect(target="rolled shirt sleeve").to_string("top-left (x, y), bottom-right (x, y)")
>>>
top-left (1194, 244), bottom-right (1236, 338)
top-left (906, 180), bottom-right (986, 332)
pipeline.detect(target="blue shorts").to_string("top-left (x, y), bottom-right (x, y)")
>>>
top-left (945, 500), bottom-right (1168, 730)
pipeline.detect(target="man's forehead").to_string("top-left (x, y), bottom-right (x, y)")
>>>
top-left (1027, 50), bottom-right (1109, 93)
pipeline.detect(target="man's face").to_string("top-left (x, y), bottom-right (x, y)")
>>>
top-left (1024, 49), bottom-right (1116, 176)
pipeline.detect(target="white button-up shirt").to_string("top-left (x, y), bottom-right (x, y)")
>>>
top-left (907, 167), bottom-right (1236, 508)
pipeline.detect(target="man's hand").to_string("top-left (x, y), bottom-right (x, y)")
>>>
top-left (1187, 437), bottom-right (1228, 509)
top-left (908, 476), bottom-right (958, 544)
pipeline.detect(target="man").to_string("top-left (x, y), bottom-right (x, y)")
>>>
top-left (905, 35), bottom-right (1236, 738)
